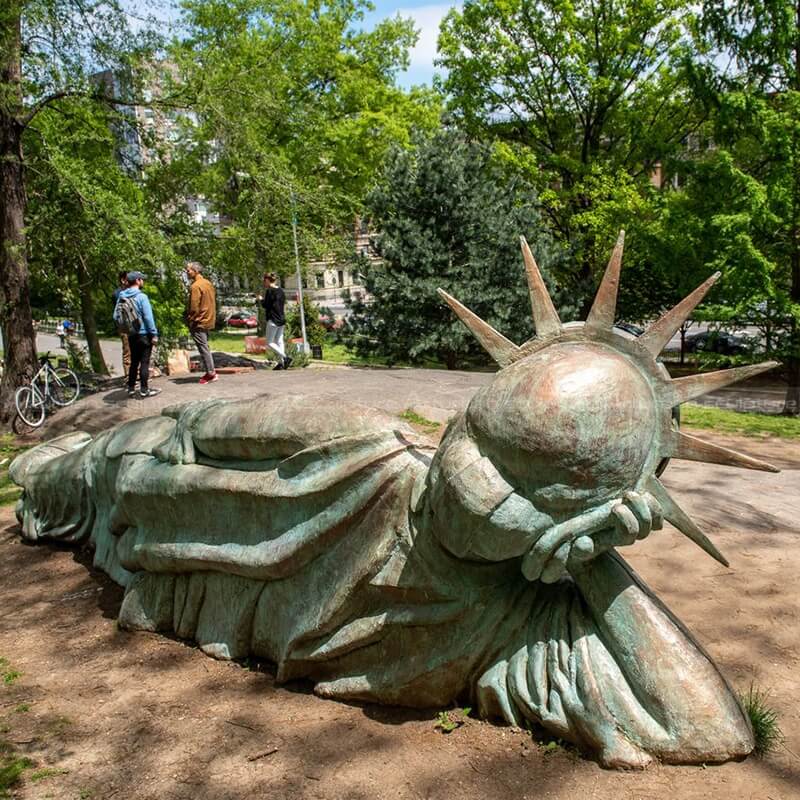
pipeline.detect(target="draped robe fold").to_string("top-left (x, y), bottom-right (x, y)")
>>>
top-left (11, 398), bottom-right (753, 768)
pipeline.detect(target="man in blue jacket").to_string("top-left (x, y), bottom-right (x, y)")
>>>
top-left (113, 271), bottom-right (161, 398)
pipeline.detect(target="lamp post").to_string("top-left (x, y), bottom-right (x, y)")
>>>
top-left (291, 192), bottom-right (309, 354)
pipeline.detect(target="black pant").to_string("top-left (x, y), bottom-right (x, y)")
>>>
top-left (128, 334), bottom-right (153, 391)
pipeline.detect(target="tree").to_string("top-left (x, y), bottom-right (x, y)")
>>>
top-left (25, 100), bottom-right (178, 374)
top-left (630, 151), bottom-right (778, 362)
top-left (437, 0), bottom-right (706, 305)
top-left (0, 0), bottom-right (160, 421)
top-left (344, 130), bottom-right (570, 369)
top-left (693, 0), bottom-right (800, 414)
top-left (156, 0), bottom-right (441, 284)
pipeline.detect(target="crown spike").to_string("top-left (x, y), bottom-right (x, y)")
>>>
top-left (669, 361), bottom-right (779, 405)
top-left (437, 289), bottom-right (520, 366)
top-left (670, 431), bottom-right (780, 472)
top-left (585, 230), bottom-right (625, 333)
top-left (638, 272), bottom-right (721, 357)
top-left (646, 477), bottom-right (729, 567)
top-left (519, 236), bottom-right (561, 338)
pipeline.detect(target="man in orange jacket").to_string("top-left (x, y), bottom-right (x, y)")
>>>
top-left (185, 261), bottom-right (218, 384)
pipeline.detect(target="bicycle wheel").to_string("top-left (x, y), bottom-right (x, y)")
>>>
top-left (50, 368), bottom-right (80, 406)
top-left (15, 386), bottom-right (45, 428)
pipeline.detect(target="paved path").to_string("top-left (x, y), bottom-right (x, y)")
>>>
top-left (34, 330), bottom-right (791, 427)
top-left (39, 364), bottom-right (494, 438)
top-left (38, 333), bottom-right (147, 377)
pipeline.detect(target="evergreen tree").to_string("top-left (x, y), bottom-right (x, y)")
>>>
top-left (345, 130), bottom-right (570, 369)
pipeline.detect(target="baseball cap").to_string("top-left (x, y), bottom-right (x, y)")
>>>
top-left (127, 271), bottom-right (146, 282)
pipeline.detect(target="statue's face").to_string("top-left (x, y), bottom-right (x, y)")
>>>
top-left (466, 341), bottom-right (662, 513)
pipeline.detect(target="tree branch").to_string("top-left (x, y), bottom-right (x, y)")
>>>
top-left (22, 88), bottom-right (191, 128)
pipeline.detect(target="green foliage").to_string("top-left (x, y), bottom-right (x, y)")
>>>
top-left (0, 0), bottom-right (167, 399)
top-left (0, 658), bottom-right (20, 686)
top-left (64, 340), bottom-right (90, 374)
top-left (13, 705), bottom-right (29, 714)
top-left (345, 130), bottom-right (569, 368)
top-left (29, 767), bottom-right (68, 782)
top-left (0, 751), bottom-right (33, 798)
top-left (681, 404), bottom-right (800, 438)
top-left (147, 274), bottom-right (190, 354)
top-left (11, 0), bottom-right (162, 110)
top-left (287, 295), bottom-right (327, 347)
top-left (434, 707), bottom-right (471, 733)
top-left (24, 99), bottom-right (183, 372)
top-left (740, 684), bottom-right (783, 757)
top-left (689, 0), bottom-right (800, 414)
top-left (540, 740), bottom-right (563, 756)
top-left (156, 0), bottom-right (442, 283)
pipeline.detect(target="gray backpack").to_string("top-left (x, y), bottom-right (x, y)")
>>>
top-left (115, 295), bottom-right (141, 334)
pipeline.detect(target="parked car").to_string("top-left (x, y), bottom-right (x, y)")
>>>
top-left (226, 311), bottom-right (258, 329)
top-left (614, 322), bottom-right (645, 338)
top-left (683, 330), bottom-right (749, 355)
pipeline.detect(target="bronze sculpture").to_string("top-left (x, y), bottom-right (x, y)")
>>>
top-left (12, 232), bottom-right (779, 768)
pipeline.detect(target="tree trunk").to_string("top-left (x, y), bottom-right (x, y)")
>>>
top-left (76, 254), bottom-right (109, 375)
top-left (0, 7), bottom-right (38, 424)
top-left (783, 246), bottom-right (800, 415)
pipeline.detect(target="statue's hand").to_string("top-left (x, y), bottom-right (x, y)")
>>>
top-left (521, 491), bottom-right (663, 584)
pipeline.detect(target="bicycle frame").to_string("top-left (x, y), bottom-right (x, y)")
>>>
top-left (26, 379), bottom-right (46, 412)
top-left (31, 359), bottom-right (66, 404)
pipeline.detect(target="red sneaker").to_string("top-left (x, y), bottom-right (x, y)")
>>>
top-left (199, 372), bottom-right (219, 385)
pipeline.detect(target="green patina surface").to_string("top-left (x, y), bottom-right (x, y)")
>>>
top-left (11, 235), bottom-right (781, 770)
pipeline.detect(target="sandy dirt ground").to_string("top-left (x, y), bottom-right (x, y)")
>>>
top-left (1, 417), bottom-right (799, 799)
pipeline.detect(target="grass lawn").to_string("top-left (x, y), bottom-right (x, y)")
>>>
top-left (0, 436), bottom-right (28, 508)
top-left (320, 339), bottom-right (456, 369)
top-left (682, 403), bottom-right (800, 438)
top-left (208, 331), bottom-right (251, 354)
top-left (207, 334), bottom-right (443, 368)
top-left (318, 341), bottom-right (391, 367)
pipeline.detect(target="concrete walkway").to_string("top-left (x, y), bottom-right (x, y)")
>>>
top-left (38, 364), bottom-right (494, 438)
top-left (34, 330), bottom-right (792, 428)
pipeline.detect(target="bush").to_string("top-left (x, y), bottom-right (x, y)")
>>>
top-left (65, 338), bottom-right (91, 373)
top-left (287, 294), bottom-right (326, 347)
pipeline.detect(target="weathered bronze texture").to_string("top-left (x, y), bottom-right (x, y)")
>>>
top-left (11, 232), bottom-right (780, 769)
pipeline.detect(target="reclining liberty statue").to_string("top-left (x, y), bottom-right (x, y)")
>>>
top-left (12, 233), bottom-right (780, 768)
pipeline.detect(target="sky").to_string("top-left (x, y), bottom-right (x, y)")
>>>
top-left (361, 1), bottom-right (459, 87)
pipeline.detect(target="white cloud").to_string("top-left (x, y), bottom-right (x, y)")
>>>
top-left (396, 2), bottom-right (460, 86)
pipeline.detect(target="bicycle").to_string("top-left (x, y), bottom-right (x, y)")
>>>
top-left (15, 353), bottom-right (80, 428)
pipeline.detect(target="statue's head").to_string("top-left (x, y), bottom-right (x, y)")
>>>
top-left (466, 334), bottom-right (662, 512)
top-left (438, 232), bottom-right (778, 563)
